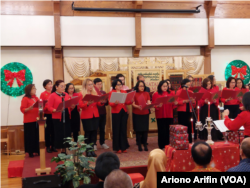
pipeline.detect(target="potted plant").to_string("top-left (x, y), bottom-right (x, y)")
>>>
top-left (51, 135), bottom-right (96, 188)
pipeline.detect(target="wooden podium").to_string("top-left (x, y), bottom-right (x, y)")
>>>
top-left (35, 100), bottom-right (51, 175)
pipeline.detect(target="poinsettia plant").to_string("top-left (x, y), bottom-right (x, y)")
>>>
top-left (51, 135), bottom-right (95, 188)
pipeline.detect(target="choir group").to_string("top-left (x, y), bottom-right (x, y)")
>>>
top-left (20, 74), bottom-right (250, 158)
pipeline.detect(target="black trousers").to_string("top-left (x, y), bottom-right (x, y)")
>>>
top-left (156, 118), bottom-right (173, 149)
top-left (24, 122), bottom-right (39, 154)
top-left (96, 114), bottom-right (106, 145)
top-left (72, 130), bottom-right (79, 143)
top-left (136, 132), bottom-right (148, 146)
top-left (112, 109), bottom-right (129, 151)
top-left (224, 105), bottom-right (240, 119)
top-left (84, 130), bottom-right (97, 145)
top-left (44, 114), bottom-right (54, 148)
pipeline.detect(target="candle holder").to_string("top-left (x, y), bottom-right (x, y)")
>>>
top-left (195, 121), bottom-right (203, 140)
top-left (223, 131), bottom-right (230, 145)
top-left (205, 117), bottom-right (214, 145)
top-left (191, 133), bottom-right (195, 145)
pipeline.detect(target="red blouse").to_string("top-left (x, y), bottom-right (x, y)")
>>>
top-left (47, 92), bottom-right (71, 120)
top-left (40, 90), bottom-right (51, 114)
top-left (198, 88), bottom-right (219, 107)
top-left (109, 90), bottom-right (133, 114)
top-left (20, 96), bottom-right (39, 123)
top-left (220, 87), bottom-right (240, 105)
top-left (152, 91), bottom-right (177, 119)
top-left (213, 85), bottom-right (219, 92)
top-left (237, 88), bottom-right (249, 107)
top-left (224, 111), bottom-right (250, 137)
top-left (78, 92), bottom-right (103, 119)
top-left (133, 91), bottom-right (150, 115)
top-left (176, 88), bottom-right (196, 112)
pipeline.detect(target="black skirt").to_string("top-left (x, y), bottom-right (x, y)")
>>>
top-left (81, 117), bottom-right (99, 132)
top-left (70, 106), bottom-right (80, 132)
top-left (53, 109), bottom-right (71, 149)
top-left (199, 103), bottom-right (222, 140)
top-left (24, 122), bottom-right (39, 154)
top-left (133, 113), bottom-right (149, 132)
top-left (224, 105), bottom-right (240, 119)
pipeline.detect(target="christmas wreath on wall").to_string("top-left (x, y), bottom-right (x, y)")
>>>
top-left (225, 60), bottom-right (250, 85)
top-left (1, 62), bottom-right (33, 97)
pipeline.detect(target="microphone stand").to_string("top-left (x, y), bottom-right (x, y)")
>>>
top-left (62, 96), bottom-right (66, 153)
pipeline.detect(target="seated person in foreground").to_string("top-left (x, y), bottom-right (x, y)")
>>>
top-left (227, 137), bottom-right (250, 172)
top-left (223, 92), bottom-right (250, 138)
top-left (190, 141), bottom-right (220, 172)
top-left (80, 152), bottom-right (120, 188)
top-left (104, 169), bottom-right (133, 188)
top-left (134, 149), bottom-right (167, 188)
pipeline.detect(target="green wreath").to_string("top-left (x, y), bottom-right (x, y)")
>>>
top-left (225, 60), bottom-right (250, 85)
top-left (1, 62), bottom-right (33, 97)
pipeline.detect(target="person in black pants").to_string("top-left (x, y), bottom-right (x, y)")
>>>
top-left (65, 83), bottom-right (80, 142)
top-left (94, 78), bottom-right (109, 151)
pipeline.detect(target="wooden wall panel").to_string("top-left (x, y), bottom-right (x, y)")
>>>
top-left (1, 125), bottom-right (24, 153)
top-left (52, 48), bottom-right (64, 82)
top-left (1, 1), bottom-right (53, 15)
top-left (215, 3), bottom-right (250, 18)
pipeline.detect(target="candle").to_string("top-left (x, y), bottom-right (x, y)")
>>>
top-left (208, 102), bottom-right (210, 117)
top-left (197, 106), bottom-right (200, 121)
top-left (191, 118), bottom-right (194, 134)
top-left (218, 105), bottom-right (220, 120)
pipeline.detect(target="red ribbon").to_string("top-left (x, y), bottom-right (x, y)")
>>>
top-left (231, 65), bottom-right (247, 80)
top-left (4, 69), bottom-right (26, 87)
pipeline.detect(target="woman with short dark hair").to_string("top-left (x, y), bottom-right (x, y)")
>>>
top-left (132, 81), bottom-right (151, 151)
top-left (109, 79), bottom-right (133, 153)
top-left (220, 77), bottom-right (240, 119)
top-left (20, 84), bottom-right (39, 157)
top-left (236, 78), bottom-right (249, 111)
top-left (176, 79), bottom-right (196, 143)
top-left (208, 75), bottom-right (219, 91)
top-left (224, 92), bottom-right (250, 138)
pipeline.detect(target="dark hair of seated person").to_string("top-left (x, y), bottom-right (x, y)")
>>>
top-left (191, 141), bottom-right (212, 166)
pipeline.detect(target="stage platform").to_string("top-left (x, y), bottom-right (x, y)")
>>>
top-left (22, 136), bottom-right (159, 187)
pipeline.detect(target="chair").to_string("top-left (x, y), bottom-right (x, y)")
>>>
top-left (1, 128), bottom-right (10, 157)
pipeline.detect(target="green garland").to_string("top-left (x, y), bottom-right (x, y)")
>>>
top-left (1, 62), bottom-right (33, 97)
top-left (225, 60), bottom-right (250, 85)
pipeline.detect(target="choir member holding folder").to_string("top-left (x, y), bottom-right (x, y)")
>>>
top-left (198, 78), bottom-right (222, 140)
top-left (223, 92), bottom-right (250, 138)
top-left (40, 79), bottom-right (57, 153)
top-left (78, 79), bottom-right (104, 157)
top-left (208, 75), bottom-right (219, 92)
top-left (236, 78), bottom-right (249, 111)
top-left (152, 80), bottom-right (178, 149)
top-left (220, 77), bottom-right (240, 119)
top-left (65, 83), bottom-right (80, 142)
top-left (47, 80), bottom-right (71, 154)
top-left (176, 79), bottom-right (196, 143)
top-left (132, 81), bottom-right (151, 151)
top-left (109, 79), bottom-right (133, 153)
top-left (20, 84), bottom-right (39, 158)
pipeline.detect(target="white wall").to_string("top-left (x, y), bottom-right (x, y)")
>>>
top-left (61, 16), bottom-right (135, 46)
top-left (141, 18), bottom-right (208, 46)
top-left (211, 46), bottom-right (250, 81)
top-left (214, 19), bottom-right (250, 45)
top-left (1, 15), bottom-right (55, 46)
top-left (1, 47), bottom-right (53, 126)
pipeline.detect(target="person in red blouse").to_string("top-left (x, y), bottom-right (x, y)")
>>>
top-left (165, 79), bottom-right (175, 95)
top-left (47, 80), bottom-right (72, 154)
top-left (109, 79), bottom-right (133, 153)
top-left (20, 84), bottom-right (39, 158)
top-left (236, 78), bottom-right (249, 111)
top-left (208, 75), bottom-right (219, 92)
top-left (198, 78), bottom-right (222, 140)
top-left (40, 79), bottom-right (56, 153)
top-left (176, 79), bottom-right (196, 143)
top-left (246, 84), bottom-right (250, 90)
top-left (78, 78), bottom-right (104, 157)
top-left (220, 77), bottom-right (240, 119)
top-left (132, 81), bottom-right (151, 151)
top-left (65, 83), bottom-right (80, 143)
top-left (152, 80), bottom-right (178, 149)
top-left (223, 92), bottom-right (250, 138)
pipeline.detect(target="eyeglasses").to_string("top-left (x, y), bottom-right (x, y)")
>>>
top-left (87, 84), bottom-right (93, 86)
top-left (139, 86), bottom-right (145, 88)
top-left (116, 84), bottom-right (122, 86)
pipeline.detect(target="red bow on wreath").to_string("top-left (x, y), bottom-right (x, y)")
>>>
top-left (231, 65), bottom-right (247, 80)
top-left (4, 69), bottom-right (26, 87)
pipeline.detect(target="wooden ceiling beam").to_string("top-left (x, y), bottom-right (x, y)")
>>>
top-left (133, 1), bottom-right (143, 58)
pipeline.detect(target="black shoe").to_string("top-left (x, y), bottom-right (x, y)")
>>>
top-left (52, 147), bottom-right (58, 152)
top-left (86, 151), bottom-right (91, 157)
top-left (144, 145), bottom-right (148, 151)
top-left (29, 153), bottom-right (34, 158)
top-left (46, 148), bottom-right (52, 153)
top-left (138, 145), bottom-right (143, 152)
top-left (91, 151), bottom-right (97, 157)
